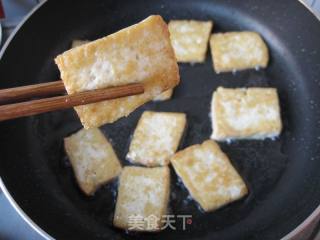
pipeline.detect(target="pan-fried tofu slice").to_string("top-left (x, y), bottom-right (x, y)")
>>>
top-left (169, 20), bottom-right (213, 62)
top-left (171, 140), bottom-right (248, 212)
top-left (127, 111), bottom-right (186, 166)
top-left (153, 89), bottom-right (174, 101)
top-left (113, 166), bottom-right (170, 231)
top-left (55, 15), bottom-right (179, 129)
top-left (64, 128), bottom-right (122, 195)
top-left (71, 40), bottom-right (90, 48)
top-left (210, 31), bottom-right (269, 73)
top-left (211, 87), bottom-right (282, 141)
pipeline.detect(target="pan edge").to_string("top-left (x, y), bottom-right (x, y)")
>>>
top-left (1, 0), bottom-right (320, 239)
top-left (0, 0), bottom-right (53, 239)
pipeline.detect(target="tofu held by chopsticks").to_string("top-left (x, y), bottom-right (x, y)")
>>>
top-left (55, 15), bottom-right (179, 129)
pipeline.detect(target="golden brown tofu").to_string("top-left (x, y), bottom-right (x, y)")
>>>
top-left (210, 31), bottom-right (269, 73)
top-left (55, 15), bottom-right (179, 129)
top-left (113, 166), bottom-right (170, 231)
top-left (171, 140), bottom-right (248, 212)
top-left (211, 87), bottom-right (282, 141)
top-left (64, 128), bottom-right (122, 195)
top-left (127, 111), bottom-right (187, 166)
top-left (169, 20), bottom-right (213, 62)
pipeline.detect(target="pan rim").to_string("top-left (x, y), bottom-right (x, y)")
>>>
top-left (0, 0), bottom-right (319, 239)
top-left (0, 178), bottom-right (52, 240)
top-left (0, 2), bottom-right (52, 239)
top-left (280, 1), bottom-right (320, 238)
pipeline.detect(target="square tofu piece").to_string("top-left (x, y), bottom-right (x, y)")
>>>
top-left (171, 140), bottom-right (248, 212)
top-left (153, 89), bottom-right (174, 101)
top-left (211, 87), bottom-right (282, 141)
top-left (64, 128), bottom-right (122, 195)
top-left (113, 166), bottom-right (170, 231)
top-left (71, 40), bottom-right (90, 48)
top-left (55, 15), bottom-right (179, 129)
top-left (210, 31), bottom-right (269, 73)
top-left (169, 20), bottom-right (213, 62)
top-left (127, 111), bottom-right (186, 166)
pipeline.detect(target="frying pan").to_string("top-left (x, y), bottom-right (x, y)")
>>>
top-left (1, 0), bottom-right (320, 239)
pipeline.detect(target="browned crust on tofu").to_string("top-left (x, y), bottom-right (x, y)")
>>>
top-left (64, 128), bottom-right (122, 195)
top-left (210, 31), bottom-right (269, 73)
top-left (126, 111), bottom-right (187, 167)
top-left (55, 15), bottom-right (179, 129)
top-left (169, 20), bottom-right (213, 62)
top-left (211, 87), bottom-right (282, 140)
top-left (171, 140), bottom-right (248, 212)
top-left (113, 166), bottom-right (170, 231)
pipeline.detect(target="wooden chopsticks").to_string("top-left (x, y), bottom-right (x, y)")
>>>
top-left (0, 81), bottom-right (144, 121)
top-left (0, 81), bottom-right (66, 104)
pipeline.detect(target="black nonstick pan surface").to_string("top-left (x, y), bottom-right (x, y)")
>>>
top-left (1, 0), bottom-right (320, 239)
